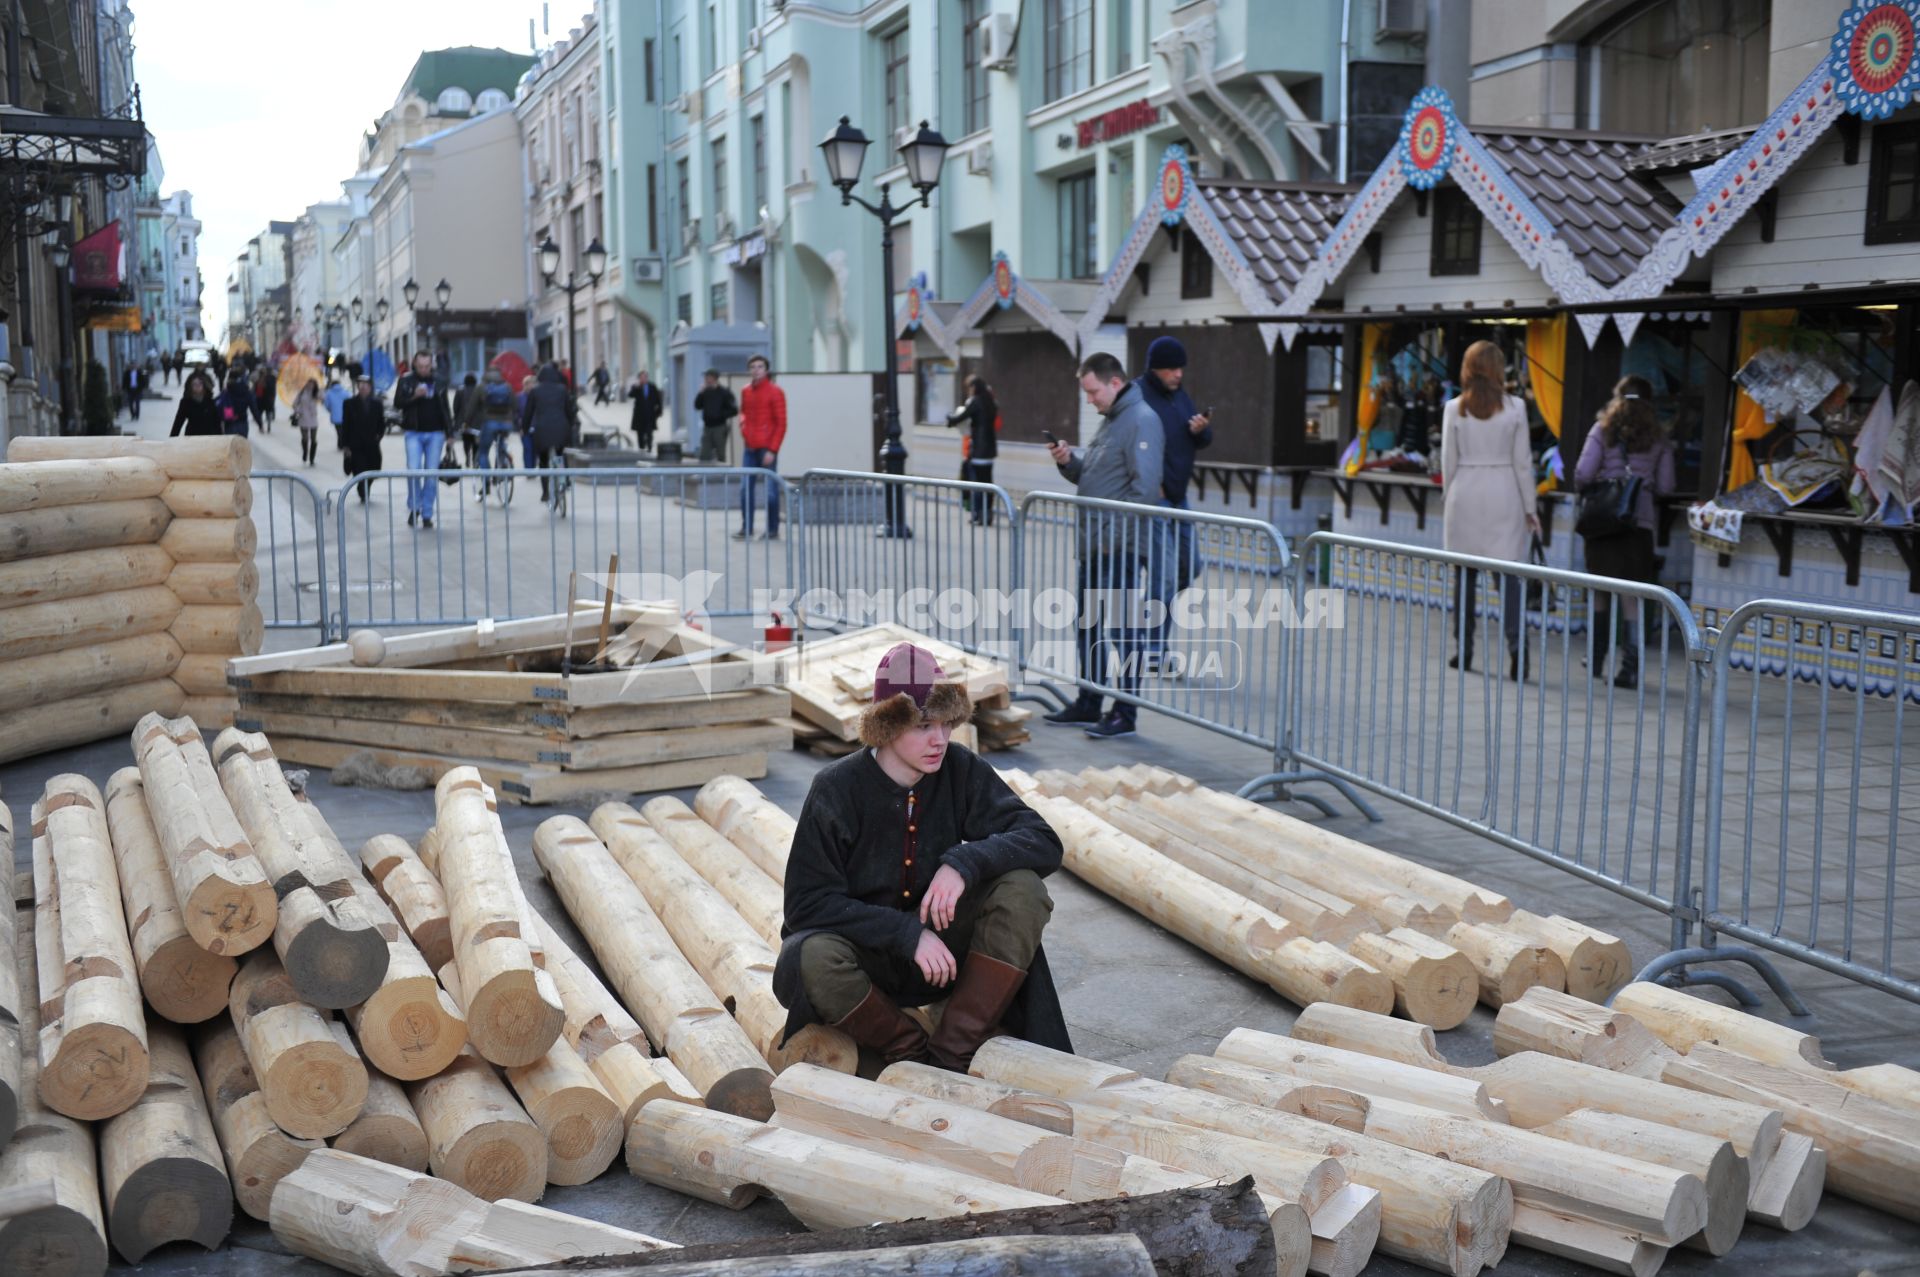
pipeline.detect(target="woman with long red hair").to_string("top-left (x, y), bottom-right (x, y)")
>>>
top-left (1440, 340), bottom-right (1540, 680)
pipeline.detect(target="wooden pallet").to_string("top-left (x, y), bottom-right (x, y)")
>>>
top-left (786, 625), bottom-right (1014, 745)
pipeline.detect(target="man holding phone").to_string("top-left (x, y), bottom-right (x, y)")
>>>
top-left (1136, 336), bottom-right (1214, 615)
top-left (1045, 353), bottom-right (1164, 739)
top-left (395, 351), bottom-right (455, 529)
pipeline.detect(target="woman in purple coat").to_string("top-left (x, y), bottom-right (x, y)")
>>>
top-left (1575, 375), bottom-right (1676, 690)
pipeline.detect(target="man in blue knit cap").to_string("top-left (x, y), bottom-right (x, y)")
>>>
top-left (1136, 336), bottom-right (1213, 639)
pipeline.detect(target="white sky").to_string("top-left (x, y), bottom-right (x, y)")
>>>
top-left (135, 0), bottom-right (564, 345)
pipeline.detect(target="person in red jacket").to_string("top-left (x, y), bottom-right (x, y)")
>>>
top-left (735, 354), bottom-right (787, 540)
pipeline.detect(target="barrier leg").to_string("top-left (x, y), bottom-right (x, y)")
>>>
top-left (1624, 945), bottom-right (1811, 1016)
top-left (1236, 769), bottom-right (1382, 823)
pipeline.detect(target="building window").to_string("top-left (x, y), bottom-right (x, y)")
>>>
top-left (739, 0), bottom-right (756, 50)
top-left (1044, 0), bottom-right (1094, 103)
top-left (1180, 229), bottom-right (1212, 298)
top-left (646, 164), bottom-right (660, 253)
top-left (1112, 0), bottom-right (1133, 74)
top-left (1430, 186), bottom-right (1482, 276)
top-left (677, 292), bottom-right (693, 323)
top-left (570, 207), bottom-right (587, 274)
top-left (711, 138), bottom-right (729, 232)
top-left (710, 281), bottom-right (729, 323)
top-left (1582, 0), bottom-right (1769, 135)
top-left (961, 0), bottom-right (990, 136)
top-left (883, 26), bottom-right (911, 137)
top-left (644, 37), bottom-right (656, 101)
top-left (676, 158), bottom-right (690, 250)
top-left (1868, 121), bottom-right (1920, 245)
top-left (750, 115), bottom-right (767, 216)
top-left (1058, 171), bottom-right (1097, 278)
top-left (1304, 339), bottom-right (1343, 443)
top-left (671, 33), bottom-right (682, 97)
top-left (705, 3), bottom-right (718, 75)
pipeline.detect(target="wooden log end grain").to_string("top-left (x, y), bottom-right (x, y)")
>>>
top-left (703, 1064), bottom-right (777, 1124)
top-left (355, 973), bottom-right (466, 1082)
top-left (464, 964), bottom-right (568, 1070)
top-left (0, 1201), bottom-right (109, 1277)
top-left (100, 1027), bottom-right (233, 1262)
top-left (160, 477), bottom-right (252, 520)
top-left (408, 1050), bottom-right (548, 1203)
top-left (279, 912), bottom-right (392, 1014)
top-left (508, 1044), bottom-right (624, 1186)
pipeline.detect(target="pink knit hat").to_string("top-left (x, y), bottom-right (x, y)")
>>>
top-left (859, 642), bottom-right (972, 746)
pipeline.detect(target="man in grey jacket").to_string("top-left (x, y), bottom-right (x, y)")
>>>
top-left (1044, 352), bottom-right (1165, 739)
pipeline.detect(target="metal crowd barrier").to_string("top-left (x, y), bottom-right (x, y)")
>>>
top-left (793, 470), bottom-right (1020, 661)
top-left (1014, 493), bottom-right (1342, 790)
top-left (250, 470), bottom-right (334, 641)
top-left (329, 465), bottom-right (797, 633)
top-left (1260, 532), bottom-right (1713, 961)
top-left (1683, 599), bottom-right (1920, 1006)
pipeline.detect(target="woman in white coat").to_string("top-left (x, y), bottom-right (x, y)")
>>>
top-left (1440, 341), bottom-right (1540, 680)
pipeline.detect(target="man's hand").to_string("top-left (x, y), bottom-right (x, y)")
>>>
top-left (1187, 412), bottom-right (1210, 434)
top-left (1525, 513), bottom-right (1543, 537)
top-left (914, 928), bottom-right (957, 987)
top-left (1047, 440), bottom-right (1072, 465)
top-left (919, 865), bottom-right (966, 931)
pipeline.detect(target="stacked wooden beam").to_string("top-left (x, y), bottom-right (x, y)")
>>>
top-left (0, 436), bottom-right (261, 759)
top-left (228, 607), bottom-right (792, 803)
top-left (782, 623), bottom-right (1025, 754)
top-left (1496, 983), bottom-right (1918, 1223)
top-left (1008, 766), bottom-right (1624, 1024)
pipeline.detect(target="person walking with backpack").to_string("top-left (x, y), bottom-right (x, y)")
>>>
top-left (734, 355), bottom-right (785, 540)
top-left (470, 366), bottom-right (520, 497)
top-left (395, 351), bottom-right (455, 528)
top-left (217, 369), bottom-right (255, 437)
top-left (453, 373), bottom-right (481, 465)
top-left (1574, 375), bottom-right (1675, 690)
top-left (519, 363), bottom-right (579, 503)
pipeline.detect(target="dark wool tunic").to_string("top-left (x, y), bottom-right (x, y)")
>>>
top-left (773, 744), bottom-right (1072, 1050)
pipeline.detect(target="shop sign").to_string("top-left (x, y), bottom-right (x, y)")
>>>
top-left (1078, 100), bottom-right (1160, 149)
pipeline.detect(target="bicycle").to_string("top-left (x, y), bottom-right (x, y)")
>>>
top-left (477, 429), bottom-right (515, 507)
top-left (549, 470), bottom-right (571, 518)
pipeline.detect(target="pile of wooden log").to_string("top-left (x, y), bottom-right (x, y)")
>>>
top-left (0, 436), bottom-right (262, 761)
top-left (782, 623), bottom-right (1028, 755)
top-left (1003, 766), bottom-right (1629, 1025)
top-left (227, 607), bottom-right (793, 804)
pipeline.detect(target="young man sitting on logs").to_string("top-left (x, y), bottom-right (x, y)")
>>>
top-left (774, 643), bottom-right (1072, 1071)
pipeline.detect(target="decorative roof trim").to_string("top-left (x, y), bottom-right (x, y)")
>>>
top-left (1073, 145), bottom-right (1292, 352)
top-left (893, 271), bottom-right (957, 359)
top-left (949, 254), bottom-right (1080, 351)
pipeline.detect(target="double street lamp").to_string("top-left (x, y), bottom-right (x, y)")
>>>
top-left (350, 295), bottom-right (390, 387)
top-left (817, 116), bottom-right (950, 535)
top-left (404, 276), bottom-right (454, 370)
top-left (537, 235), bottom-right (606, 392)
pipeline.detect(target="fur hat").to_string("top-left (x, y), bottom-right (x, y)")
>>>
top-left (858, 642), bottom-right (972, 747)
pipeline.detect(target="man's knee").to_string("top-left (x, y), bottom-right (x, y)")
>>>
top-left (797, 933), bottom-right (869, 1021)
top-left (970, 870), bottom-right (1053, 968)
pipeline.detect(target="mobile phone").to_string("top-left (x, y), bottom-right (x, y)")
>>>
top-left (1042, 430), bottom-right (1059, 445)
top-left (1204, 406), bottom-right (1215, 417)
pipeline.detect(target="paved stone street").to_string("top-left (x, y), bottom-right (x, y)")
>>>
top-left (2, 382), bottom-right (1914, 1276)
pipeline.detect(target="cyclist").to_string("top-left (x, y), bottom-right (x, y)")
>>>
top-left (519, 362), bottom-right (579, 504)
top-left (471, 366), bottom-right (520, 499)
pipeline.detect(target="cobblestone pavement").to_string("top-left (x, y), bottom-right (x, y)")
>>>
top-left (1, 384), bottom-right (1913, 1275)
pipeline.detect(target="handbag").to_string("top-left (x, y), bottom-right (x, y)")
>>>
top-left (437, 439), bottom-right (463, 486)
top-left (1576, 474), bottom-right (1642, 539)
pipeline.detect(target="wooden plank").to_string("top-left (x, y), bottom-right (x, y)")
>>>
top-left (231, 667), bottom-right (574, 704)
top-left (263, 737), bottom-right (770, 806)
top-left (227, 605), bottom-right (668, 675)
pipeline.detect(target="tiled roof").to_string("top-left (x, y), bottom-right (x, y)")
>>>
top-left (1199, 180), bottom-right (1354, 304)
top-left (402, 48), bottom-right (536, 104)
top-left (1474, 130), bottom-right (1672, 288)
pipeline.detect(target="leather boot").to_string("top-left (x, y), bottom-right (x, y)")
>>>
top-left (832, 986), bottom-right (929, 1065)
top-left (927, 952), bottom-right (1027, 1072)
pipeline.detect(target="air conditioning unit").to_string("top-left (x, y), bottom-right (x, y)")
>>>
top-left (681, 217), bottom-right (701, 250)
top-left (670, 89), bottom-right (702, 117)
top-left (1376, 0), bottom-right (1426, 39)
top-left (631, 257), bottom-right (664, 283)
top-left (966, 140), bottom-right (993, 177)
top-left (978, 13), bottom-right (1015, 71)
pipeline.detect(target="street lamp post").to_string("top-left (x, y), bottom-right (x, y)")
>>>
top-left (49, 239), bottom-right (74, 435)
top-left (329, 303), bottom-right (347, 370)
top-left (537, 236), bottom-right (606, 393)
top-left (818, 116), bottom-right (950, 538)
top-left (405, 277), bottom-right (454, 373)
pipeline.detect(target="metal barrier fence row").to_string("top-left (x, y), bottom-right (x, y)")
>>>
top-left (248, 465), bottom-right (1918, 1007)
